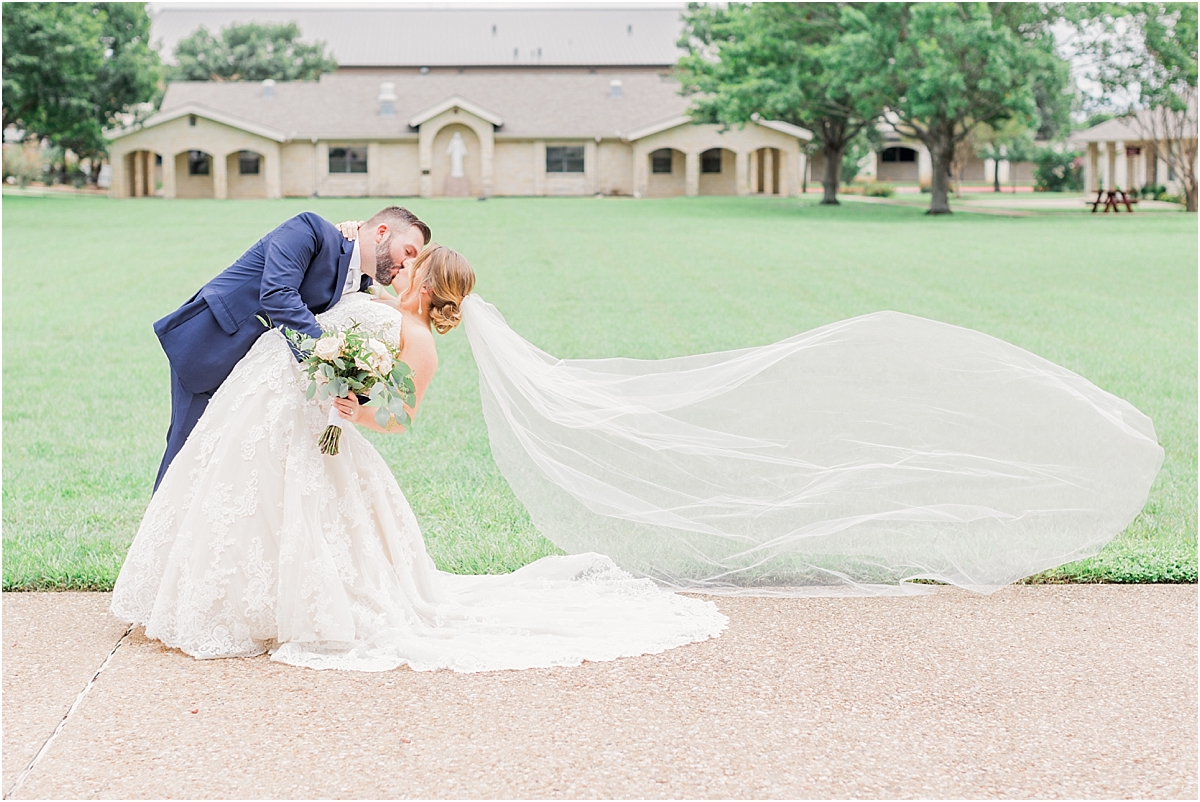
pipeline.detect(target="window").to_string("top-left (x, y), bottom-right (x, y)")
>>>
top-left (188, 115), bottom-right (197, 127)
top-left (329, 147), bottom-right (368, 174)
top-left (546, 145), bottom-right (585, 173)
top-left (881, 147), bottom-right (917, 163)
top-left (651, 148), bottom-right (673, 174)
top-left (238, 151), bottom-right (260, 175)
top-left (701, 148), bottom-right (723, 173)
top-left (187, 151), bottom-right (210, 176)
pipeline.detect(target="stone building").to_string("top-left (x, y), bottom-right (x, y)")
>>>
top-left (1071, 109), bottom-right (1197, 195)
top-left (109, 5), bottom-right (810, 200)
top-left (106, 72), bottom-right (810, 200)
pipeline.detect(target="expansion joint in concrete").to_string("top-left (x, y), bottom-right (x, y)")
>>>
top-left (4, 625), bottom-right (133, 799)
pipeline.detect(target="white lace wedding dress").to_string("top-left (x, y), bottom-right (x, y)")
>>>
top-left (111, 292), bottom-right (727, 672)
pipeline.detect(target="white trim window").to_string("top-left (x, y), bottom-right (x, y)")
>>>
top-left (546, 145), bottom-right (584, 173)
top-left (329, 146), bottom-right (368, 174)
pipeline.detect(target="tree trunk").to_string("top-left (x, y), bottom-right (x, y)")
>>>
top-left (993, 158), bottom-right (1001, 192)
top-left (1187, 182), bottom-right (1197, 213)
top-left (821, 141), bottom-right (843, 205)
top-left (926, 134), bottom-right (953, 215)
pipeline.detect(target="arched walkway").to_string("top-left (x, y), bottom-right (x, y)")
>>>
top-left (698, 147), bottom-right (737, 195)
top-left (123, 150), bottom-right (162, 197)
top-left (647, 147), bottom-right (686, 197)
top-left (750, 148), bottom-right (781, 195)
top-left (174, 150), bottom-right (215, 198)
top-left (878, 146), bottom-right (919, 182)
top-left (227, 150), bottom-right (267, 198)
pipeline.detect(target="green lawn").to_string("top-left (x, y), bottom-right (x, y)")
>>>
top-left (3, 194), bottom-right (1196, 590)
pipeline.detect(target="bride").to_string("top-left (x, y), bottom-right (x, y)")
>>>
top-left (113, 225), bottom-right (1164, 672)
top-left (111, 242), bottom-right (727, 673)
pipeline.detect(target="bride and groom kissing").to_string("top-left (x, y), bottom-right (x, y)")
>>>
top-left (112, 205), bottom-right (1164, 673)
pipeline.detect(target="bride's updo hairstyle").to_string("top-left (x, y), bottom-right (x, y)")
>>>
top-left (407, 244), bottom-right (476, 334)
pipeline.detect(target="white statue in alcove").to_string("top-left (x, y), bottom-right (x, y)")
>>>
top-left (446, 132), bottom-right (468, 178)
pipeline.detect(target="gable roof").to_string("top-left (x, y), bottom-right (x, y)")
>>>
top-left (408, 95), bottom-right (504, 128)
top-left (106, 101), bottom-right (289, 141)
top-left (1072, 107), bottom-right (1198, 143)
top-left (148, 4), bottom-right (688, 69)
top-left (148, 72), bottom-right (694, 140)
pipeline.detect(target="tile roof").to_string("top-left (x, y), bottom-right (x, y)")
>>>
top-left (149, 4), bottom-right (687, 68)
top-left (157, 71), bottom-right (693, 139)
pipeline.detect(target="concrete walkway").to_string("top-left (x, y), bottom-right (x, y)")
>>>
top-left (4, 586), bottom-right (1195, 799)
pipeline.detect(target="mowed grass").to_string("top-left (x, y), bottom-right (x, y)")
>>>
top-left (3, 194), bottom-right (1195, 590)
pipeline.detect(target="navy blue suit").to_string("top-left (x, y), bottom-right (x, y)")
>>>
top-left (153, 212), bottom-right (368, 490)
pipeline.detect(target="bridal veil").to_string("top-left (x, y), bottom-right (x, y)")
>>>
top-left (462, 297), bottom-right (1163, 596)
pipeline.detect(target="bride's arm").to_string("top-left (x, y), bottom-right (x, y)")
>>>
top-left (333, 327), bottom-right (438, 433)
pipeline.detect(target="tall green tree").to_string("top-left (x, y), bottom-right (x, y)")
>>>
top-left (3, 3), bottom-right (160, 182)
top-left (171, 22), bottom-right (337, 82)
top-left (845, 3), bottom-right (1057, 214)
top-left (676, 3), bottom-right (888, 204)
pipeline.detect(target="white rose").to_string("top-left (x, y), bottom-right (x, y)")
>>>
top-left (366, 338), bottom-right (393, 374)
top-left (313, 333), bottom-right (345, 360)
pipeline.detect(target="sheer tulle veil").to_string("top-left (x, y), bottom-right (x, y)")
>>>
top-left (460, 295), bottom-right (1163, 596)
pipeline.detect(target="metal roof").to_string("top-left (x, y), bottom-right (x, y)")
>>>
top-left (135, 71), bottom-right (695, 140)
top-left (148, 4), bottom-right (688, 68)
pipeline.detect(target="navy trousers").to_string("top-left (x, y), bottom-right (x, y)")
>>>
top-left (154, 368), bottom-right (214, 492)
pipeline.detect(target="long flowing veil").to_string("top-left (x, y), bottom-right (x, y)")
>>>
top-left (461, 296), bottom-right (1163, 596)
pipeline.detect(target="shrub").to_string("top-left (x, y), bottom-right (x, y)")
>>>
top-left (863, 182), bottom-right (895, 197)
top-left (1141, 184), bottom-right (1168, 200)
top-left (1033, 147), bottom-right (1084, 192)
top-left (2, 141), bottom-right (46, 187)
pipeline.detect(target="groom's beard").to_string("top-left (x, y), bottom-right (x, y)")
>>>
top-left (373, 239), bottom-right (401, 285)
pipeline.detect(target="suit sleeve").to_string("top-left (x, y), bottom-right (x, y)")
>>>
top-left (259, 215), bottom-right (324, 339)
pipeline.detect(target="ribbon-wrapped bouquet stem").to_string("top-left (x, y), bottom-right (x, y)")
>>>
top-left (280, 322), bottom-right (417, 455)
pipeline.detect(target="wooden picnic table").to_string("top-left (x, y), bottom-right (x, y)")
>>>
top-left (1091, 189), bottom-right (1138, 213)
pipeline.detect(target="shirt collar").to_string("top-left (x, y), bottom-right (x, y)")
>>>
top-left (349, 239), bottom-right (361, 274)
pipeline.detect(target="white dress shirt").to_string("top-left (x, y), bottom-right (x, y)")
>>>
top-left (341, 239), bottom-right (362, 299)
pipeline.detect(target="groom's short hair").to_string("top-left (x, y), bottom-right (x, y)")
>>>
top-left (369, 206), bottom-right (431, 245)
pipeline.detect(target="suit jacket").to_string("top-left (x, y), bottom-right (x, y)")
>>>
top-left (154, 212), bottom-right (367, 396)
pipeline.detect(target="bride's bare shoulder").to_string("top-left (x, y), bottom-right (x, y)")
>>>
top-left (400, 315), bottom-right (439, 376)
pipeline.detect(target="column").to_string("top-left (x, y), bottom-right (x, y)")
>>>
top-left (265, 144), bottom-right (281, 199)
top-left (533, 140), bottom-right (546, 196)
top-left (749, 149), bottom-right (759, 193)
top-left (367, 142), bottom-right (384, 196)
top-left (917, 145), bottom-right (932, 188)
top-left (417, 129), bottom-right (433, 198)
top-left (1114, 141), bottom-right (1127, 189)
top-left (631, 144), bottom-right (647, 199)
top-left (762, 148), bottom-right (775, 194)
top-left (585, 140), bottom-right (599, 195)
top-left (144, 151), bottom-right (156, 195)
top-left (777, 147), bottom-right (796, 196)
top-left (480, 127), bottom-right (495, 198)
top-left (161, 150), bottom-right (176, 198)
top-left (1085, 143), bottom-right (1097, 192)
top-left (213, 151), bottom-right (228, 199)
top-left (777, 148), bottom-right (792, 196)
top-left (735, 150), bottom-right (749, 195)
top-left (1100, 142), bottom-right (1112, 190)
top-left (133, 151), bottom-right (145, 197)
top-left (685, 151), bottom-right (700, 197)
top-left (1136, 148), bottom-right (1147, 189)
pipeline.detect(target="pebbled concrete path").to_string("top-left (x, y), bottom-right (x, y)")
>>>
top-left (3, 586), bottom-right (1195, 799)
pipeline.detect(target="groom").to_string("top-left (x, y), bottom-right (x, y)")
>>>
top-left (151, 206), bottom-right (431, 491)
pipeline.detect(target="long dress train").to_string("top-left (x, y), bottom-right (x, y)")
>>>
top-left (111, 292), bottom-right (727, 672)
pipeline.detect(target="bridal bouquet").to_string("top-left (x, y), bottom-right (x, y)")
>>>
top-left (279, 323), bottom-right (417, 455)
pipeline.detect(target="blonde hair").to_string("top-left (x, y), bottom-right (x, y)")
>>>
top-left (406, 244), bottom-right (476, 334)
